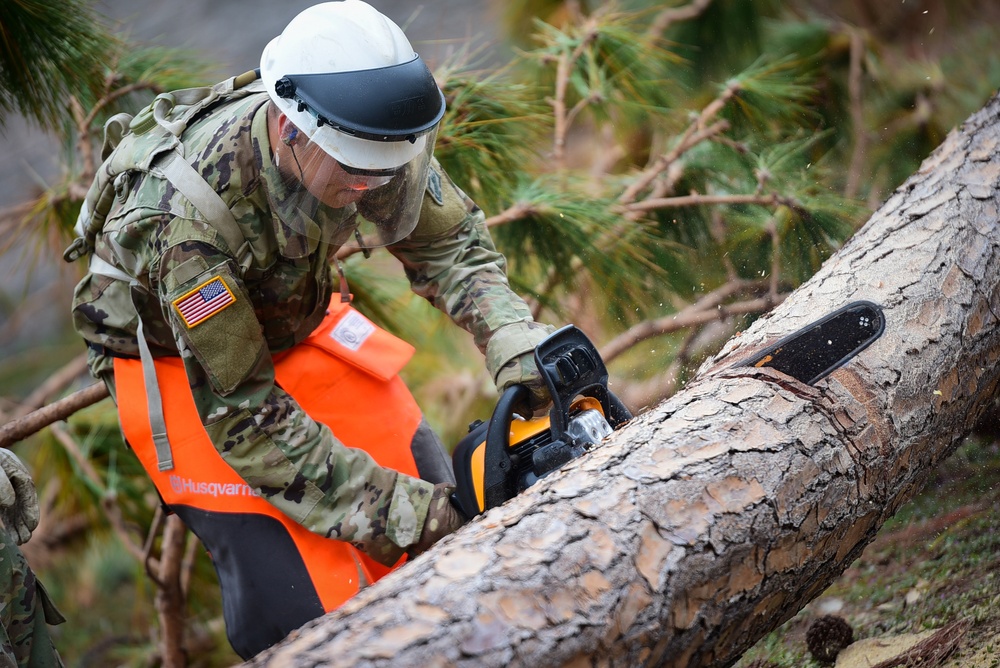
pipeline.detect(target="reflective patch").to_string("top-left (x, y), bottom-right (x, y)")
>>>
top-left (426, 168), bottom-right (444, 205)
top-left (172, 276), bottom-right (236, 328)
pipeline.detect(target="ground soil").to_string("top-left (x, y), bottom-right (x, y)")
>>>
top-left (737, 434), bottom-right (1000, 668)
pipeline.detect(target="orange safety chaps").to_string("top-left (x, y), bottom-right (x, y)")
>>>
top-left (114, 300), bottom-right (438, 659)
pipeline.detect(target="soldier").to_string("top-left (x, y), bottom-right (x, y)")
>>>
top-left (0, 450), bottom-right (65, 667)
top-left (68, 0), bottom-right (552, 659)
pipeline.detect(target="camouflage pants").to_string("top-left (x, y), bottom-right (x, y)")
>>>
top-left (0, 538), bottom-right (64, 668)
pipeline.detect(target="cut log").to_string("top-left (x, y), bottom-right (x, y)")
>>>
top-left (245, 92), bottom-right (1000, 667)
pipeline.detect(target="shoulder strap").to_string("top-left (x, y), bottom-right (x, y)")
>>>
top-left (65, 71), bottom-right (263, 268)
top-left (154, 151), bottom-right (250, 264)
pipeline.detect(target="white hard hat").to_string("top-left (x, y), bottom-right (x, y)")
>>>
top-left (260, 1), bottom-right (445, 171)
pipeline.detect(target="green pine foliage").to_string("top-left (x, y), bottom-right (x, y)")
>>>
top-left (435, 65), bottom-right (548, 214)
top-left (0, 0), bottom-right (113, 131)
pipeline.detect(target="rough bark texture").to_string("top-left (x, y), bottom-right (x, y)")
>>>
top-left (245, 94), bottom-right (1000, 667)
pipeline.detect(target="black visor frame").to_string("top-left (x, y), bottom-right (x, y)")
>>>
top-left (274, 56), bottom-right (446, 143)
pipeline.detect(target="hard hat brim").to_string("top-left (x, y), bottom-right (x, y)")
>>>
top-left (310, 124), bottom-right (429, 171)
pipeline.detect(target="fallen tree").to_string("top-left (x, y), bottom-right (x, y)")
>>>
top-left (246, 92), bottom-right (1000, 667)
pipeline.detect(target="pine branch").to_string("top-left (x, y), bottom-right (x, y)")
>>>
top-left (614, 327), bottom-right (698, 409)
top-left (599, 279), bottom-right (782, 363)
top-left (48, 423), bottom-right (147, 563)
top-left (620, 191), bottom-right (800, 214)
top-left (550, 17), bottom-right (601, 170)
top-left (619, 114), bottom-right (733, 206)
top-left (646, 0), bottom-right (715, 39)
top-left (484, 202), bottom-right (539, 228)
top-left (0, 383), bottom-right (110, 449)
top-left (11, 353), bottom-right (90, 420)
top-left (71, 81), bottom-right (160, 184)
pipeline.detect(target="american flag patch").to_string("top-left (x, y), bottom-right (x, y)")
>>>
top-left (172, 276), bottom-right (236, 328)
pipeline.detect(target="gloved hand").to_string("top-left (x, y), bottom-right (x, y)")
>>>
top-left (407, 483), bottom-right (467, 557)
top-left (494, 352), bottom-right (549, 415)
top-left (0, 449), bottom-right (40, 545)
top-left (486, 321), bottom-right (555, 416)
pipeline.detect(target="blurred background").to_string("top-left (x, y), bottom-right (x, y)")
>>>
top-left (2, 0), bottom-right (999, 665)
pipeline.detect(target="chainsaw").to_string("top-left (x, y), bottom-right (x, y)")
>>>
top-left (451, 325), bottom-right (632, 516)
top-left (450, 302), bottom-right (886, 516)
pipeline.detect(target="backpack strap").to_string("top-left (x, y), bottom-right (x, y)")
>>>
top-left (153, 150), bottom-right (250, 265)
top-left (66, 71), bottom-right (263, 266)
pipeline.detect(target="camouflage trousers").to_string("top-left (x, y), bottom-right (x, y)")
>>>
top-left (0, 538), bottom-right (64, 668)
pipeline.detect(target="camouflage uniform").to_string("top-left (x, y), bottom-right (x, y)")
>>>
top-left (71, 86), bottom-right (547, 563)
top-left (0, 539), bottom-right (64, 667)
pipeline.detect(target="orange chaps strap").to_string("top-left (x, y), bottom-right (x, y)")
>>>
top-left (114, 301), bottom-right (425, 659)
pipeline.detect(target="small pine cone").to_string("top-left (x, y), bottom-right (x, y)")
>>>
top-left (806, 615), bottom-right (855, 663)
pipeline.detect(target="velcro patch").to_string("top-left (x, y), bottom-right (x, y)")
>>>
top-left (172, 276), bottom-right (236, 328)
top-left (426, 168), bottom-right (444, 205)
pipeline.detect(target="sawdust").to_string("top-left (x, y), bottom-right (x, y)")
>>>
top-left (835, 630), bottom-right (938, 667)
top-left (834, 617), bottom-right (973, 668)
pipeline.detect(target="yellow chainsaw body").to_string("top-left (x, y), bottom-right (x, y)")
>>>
top-left (463, 396), bottom-right (604, 513)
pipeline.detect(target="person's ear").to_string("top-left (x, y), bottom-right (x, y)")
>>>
top-left (279, 116), bottom-right (300, 146)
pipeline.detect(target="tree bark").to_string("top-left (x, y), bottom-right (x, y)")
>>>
top-left (245, 93), bottom-right (1000, 667)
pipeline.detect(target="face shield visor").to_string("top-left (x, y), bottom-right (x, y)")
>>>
top-left (265, 124), bottom-right (437, 249)
top-left (264, 56), bottom-right (446, 250)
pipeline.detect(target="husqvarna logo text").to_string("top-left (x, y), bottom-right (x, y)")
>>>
top-left (169, 475), bottom-right (260, 498)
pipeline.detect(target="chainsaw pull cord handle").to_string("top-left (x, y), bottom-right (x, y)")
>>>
top-left (482, 384), bottom-right (529, 511)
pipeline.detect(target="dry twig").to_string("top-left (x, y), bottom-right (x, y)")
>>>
top-left (646, 0), bottom-right (715, 39)
top-left (0, 383), bottom-right (110, 449)
top-left (12, 353), bottom-right (90, 420)
top-left (599, 279), bottom-right (781, 363)
top-left (48, 423), bottom-right (147, 562)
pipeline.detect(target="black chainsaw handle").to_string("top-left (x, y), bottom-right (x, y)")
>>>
top-left (535, 325), bottom-right (632, 439)
top-left (482, 384), bottom-right (528, 510)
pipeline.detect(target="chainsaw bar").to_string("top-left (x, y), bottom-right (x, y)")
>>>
top-left (739, 300), bottom-right (885, 385)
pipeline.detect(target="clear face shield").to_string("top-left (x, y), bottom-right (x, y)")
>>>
top-left (264, 119), bottom-right (437, 250)
top-left (261, 56), bottom-right (446, 251)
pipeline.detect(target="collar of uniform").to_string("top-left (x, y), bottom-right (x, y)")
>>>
top-left (252, 103), bottom-right (321, 259)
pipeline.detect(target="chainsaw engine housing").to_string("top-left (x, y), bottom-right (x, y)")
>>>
top-left (452, 398), bottom-right (612, 517)
top-left (451, 325), bottom-right (631, 517)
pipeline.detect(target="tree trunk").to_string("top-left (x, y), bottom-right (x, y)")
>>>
top-left (245, 94), bottom-right (1000, 667)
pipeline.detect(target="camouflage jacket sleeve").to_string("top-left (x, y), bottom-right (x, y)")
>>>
top-left (388, 159), bottom-right (537, 354)
top-left (155, 238), bottom-right (433, 566)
